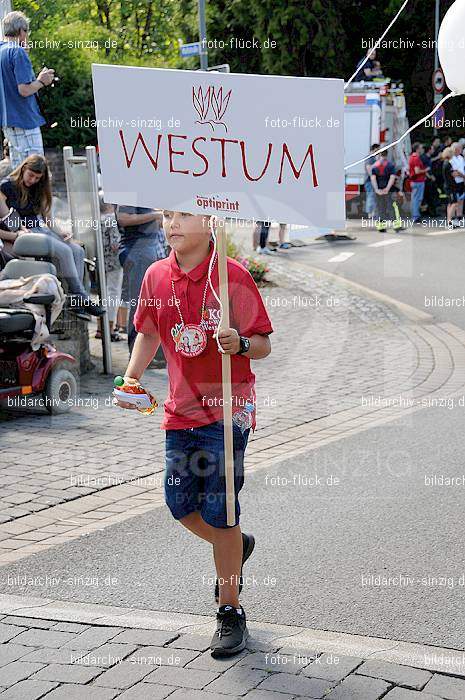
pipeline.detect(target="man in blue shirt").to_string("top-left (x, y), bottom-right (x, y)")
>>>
top-left (0, 12), bottom-right (55, 169)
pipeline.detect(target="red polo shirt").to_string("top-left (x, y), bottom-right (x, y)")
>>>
top-left (133, 243), bottom-right (273, 430)
top-left (409, 153), bottom-right (426, 183)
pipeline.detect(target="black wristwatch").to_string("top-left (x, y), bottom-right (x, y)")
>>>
top-left (237, 336), bottom-right (250, 355)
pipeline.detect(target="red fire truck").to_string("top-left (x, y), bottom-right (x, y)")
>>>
top-left (344, 81), bottom-right (411, 215)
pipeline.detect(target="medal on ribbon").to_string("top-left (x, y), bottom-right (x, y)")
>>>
top-left (171, 254), bottom-right (217, 358)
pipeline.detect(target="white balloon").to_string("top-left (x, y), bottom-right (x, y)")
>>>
top-left (438, 0), bottom-right (465, 95)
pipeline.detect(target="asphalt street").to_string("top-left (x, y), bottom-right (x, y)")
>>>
top-left (2, 401), bottom-right (465, 649)
top-left (292, 223), bottom-right (465, 328)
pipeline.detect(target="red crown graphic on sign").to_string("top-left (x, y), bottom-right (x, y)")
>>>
top-left (192, 85), bottom-right (232, 132)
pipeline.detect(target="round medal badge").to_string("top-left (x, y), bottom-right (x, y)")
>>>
top-left (176, 324), bottom-right (207, 358)
top-left (171, 253), bottom-right (217, 359)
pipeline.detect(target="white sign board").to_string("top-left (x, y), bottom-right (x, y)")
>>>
top-left (92, 64), bottom-right (345, 228)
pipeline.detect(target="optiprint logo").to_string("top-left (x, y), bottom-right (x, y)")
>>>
top-left (196, 195), bottom-right (239, 212)
top-left (193, 86), bottom-right (232, 132)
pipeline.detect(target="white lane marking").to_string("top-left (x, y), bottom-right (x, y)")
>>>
top-left (426, 229), bottom-right (459, 236)
top-left (328, 252), bottom-right (355, 263)
top-left (368, 238), bottom-right (403, 248)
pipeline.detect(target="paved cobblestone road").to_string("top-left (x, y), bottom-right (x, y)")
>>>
top-left (0, 608), bottom-right (464, 699)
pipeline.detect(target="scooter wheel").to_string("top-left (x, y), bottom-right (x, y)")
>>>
top-left (43, 362), bottom-right (78, 415)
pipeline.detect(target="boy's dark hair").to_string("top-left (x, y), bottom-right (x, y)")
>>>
top-left (412, 142), bottom-right (422, 153)
top-left (371, 143), bottom-right (380, 151)
top-left (379, 150), bottom-right (388, 158)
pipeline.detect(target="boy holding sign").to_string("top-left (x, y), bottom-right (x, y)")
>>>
top-left (114, 210), bottom-right (273, 657)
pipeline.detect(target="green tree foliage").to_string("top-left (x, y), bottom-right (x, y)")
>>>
top-left (19, 0), bottom-right (182, 147)
top-left (202, 0), bottom-right (262, 74)
top-left (252, 0), bottom-right (346, 77)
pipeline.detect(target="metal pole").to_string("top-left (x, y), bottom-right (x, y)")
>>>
top-left (433, 0), bottom-right (440, 134)
top-left (198, 0), bottom-right (208, 70)
top-left (63, 147), bottom-right (79, 239)
top-left (434, 0), bottom-right (440, 74)
top-left (86, 146), bottom-right (112, 375)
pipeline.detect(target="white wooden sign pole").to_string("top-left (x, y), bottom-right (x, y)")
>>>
top-left (216, 226), bottom-right (235, 527)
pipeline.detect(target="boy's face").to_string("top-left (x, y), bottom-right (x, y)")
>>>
top-left (163, 211), bottom-right (211, 253)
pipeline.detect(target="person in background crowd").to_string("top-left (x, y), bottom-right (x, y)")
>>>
top-left (409, 143), bottom-right (429, 224)
top-left (422, 144), bottom-right (439, 218)
top-left (116, 245), bottom-right (132, 337)
top-left (254, 220), bottom-right (274, 255)
top-left (0, 140), bottom-right (12, 179)
top-left (430, 136), bottom-right (444, 190)
top-left (277, 223), bottom-right (291, 249)
top-left (443, 136), bottom-right (453, 149)
top-left (0, 12), bottom-right (55, 169)
top-left (116, 285), bottom-right (129, 336)
top-left (0, 154), bottom-right (103, 315)
top-left (116, 204), bottom-right (168, 364)
top-left (96, 199), bottom-right (123, 341)
top-left (364, 143), bottom-right (380, 219)
top-left (371, 150), bottom-right (403, 233)
top-left (354, 49), bottom-right (383, 82)
top-left (450, 142), bottom-right (465, 221)
top-left (442, 147), bottom-right (460, 228)
top-left (254, 221), bottom-right (290, 253)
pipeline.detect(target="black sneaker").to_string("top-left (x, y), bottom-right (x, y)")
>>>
top-left (68, 294), bottom-right (106, 317)
top-left (214, 533), bottom-right (255, 603)
top-left (210, 605), bottom-right (248, 658)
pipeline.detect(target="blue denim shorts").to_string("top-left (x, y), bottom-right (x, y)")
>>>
top-left (164, 420), bottom-right (250, 528)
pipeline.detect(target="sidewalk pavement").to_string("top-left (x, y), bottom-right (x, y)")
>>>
top-left (0, 595), bottom-right (465, 699)
top-left (0, 596), bottom-right (465, 700)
